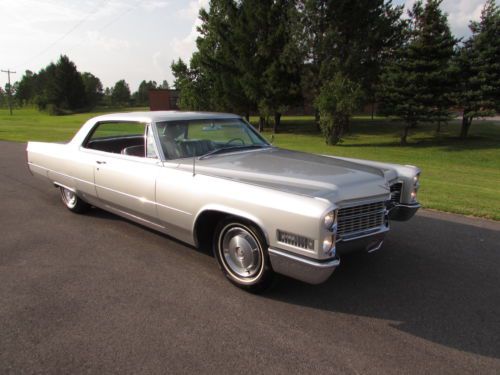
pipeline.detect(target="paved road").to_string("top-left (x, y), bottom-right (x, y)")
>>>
top-left (1, 141), bottom-right (499, 374)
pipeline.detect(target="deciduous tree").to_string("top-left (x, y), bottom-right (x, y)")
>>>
top-left (111, 80), bottom-right (131, 106)
top-left (81, 72), bottom-right (103, 109)
top-left (316, 73), bottom-right (363, 145)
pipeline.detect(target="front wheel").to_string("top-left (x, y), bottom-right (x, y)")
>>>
top-left (59, 187), bottom-right (90, 214)
top-left (214, 218), bottom-right (274, 293)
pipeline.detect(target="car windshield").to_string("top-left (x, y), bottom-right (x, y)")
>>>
top-left (155, 118), bottom-right (270, 160)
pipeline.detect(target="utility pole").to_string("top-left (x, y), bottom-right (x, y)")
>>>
top-left (1, 69), bottom-right (16, 115)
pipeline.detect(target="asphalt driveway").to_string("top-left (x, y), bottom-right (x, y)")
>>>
top-left (1, 141), bottom-right (499, 374)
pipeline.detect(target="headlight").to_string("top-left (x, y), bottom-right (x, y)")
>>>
top-left (323, 210), bottom-right (337, 229)
top-left (322, 236), bottom-right (335, 256)
top-left (411, 173), bottom-right (420, 202)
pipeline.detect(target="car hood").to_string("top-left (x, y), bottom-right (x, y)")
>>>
top-left (177, 148), bottom-right (392, 203)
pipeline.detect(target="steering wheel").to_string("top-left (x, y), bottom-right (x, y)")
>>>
top-left (225, 138), bottom-right (245, 146)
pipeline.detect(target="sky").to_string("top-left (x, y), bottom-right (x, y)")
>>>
top-left (0, 0), bottom-right (489, 92)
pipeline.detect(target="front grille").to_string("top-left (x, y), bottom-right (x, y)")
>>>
top-left (390, 183), bottom-right (402, 203)
top-left (337, 201), bottom-right (386, 239)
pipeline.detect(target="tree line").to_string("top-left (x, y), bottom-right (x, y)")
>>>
top-left (3, 55), bottom-right (170, 114)
top-left (171, 0), bottom-right (500, 143)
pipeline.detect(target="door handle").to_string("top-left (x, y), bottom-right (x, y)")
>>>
top-left (96, 160), bottom-right (107, 165)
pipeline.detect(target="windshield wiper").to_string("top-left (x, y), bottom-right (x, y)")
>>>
top-left (199, 144), bottom-right (269, 160)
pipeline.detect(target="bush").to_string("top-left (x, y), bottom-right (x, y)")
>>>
top-left (316, 73), bottom-right (363, 145)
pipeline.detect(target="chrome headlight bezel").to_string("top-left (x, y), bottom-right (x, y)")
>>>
top-left (322, 235), bottom-right (335, 256)
top-left (411, 173), bottom-right (421, 202)
top-left (323, 210), bottom-right (337, 230)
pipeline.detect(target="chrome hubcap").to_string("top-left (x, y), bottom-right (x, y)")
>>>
top-left (61, 188), bottom-right (77, 208)
top-left (221, 226), bottom-right (262, 279)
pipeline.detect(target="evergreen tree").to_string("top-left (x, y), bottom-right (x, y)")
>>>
top-left (195, 0), bottom-right (249, 115)
top-left (377, 0), bottom-right (456, 144)
top-left (34, 63), bottom-right (57, 111)
top-left (455, 0), bottom-right (500, 138)
top-left (171, 0), bottom-right (302, 129)
top-left (234, 0), bottom-right (302, 131)
top-left (52, 55), bottom-right (86, 112)
top-left (81, 72), bottom-right (103, 109)
top-left (111, 80), bottom-right (131, 106)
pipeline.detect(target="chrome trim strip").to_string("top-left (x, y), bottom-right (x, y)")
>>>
top-left (337, 195), bottom-right (390, 209)
top-left (104, 204), bottom-right (166, 230)
top-left (393, 203), bottom-right (421, 209)
top-left (337, 225), bottom-right (390, 242)
top-left (95, 183), bottom-right (193, 216)
top-left (53, 182), bottom-right (76, 194)
top-left (268, 248), bottom-right (340, 268)
top-left (367, 240), bottom-right (384, 253)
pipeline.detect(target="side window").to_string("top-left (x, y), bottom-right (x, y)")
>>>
top-left (84, 121), bottom-right (156, 158)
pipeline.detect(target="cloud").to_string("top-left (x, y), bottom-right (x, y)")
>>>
top-left (444, 0), bottom-right (484, 38)
top-left (170, 18), bottom-right (202, 63)
top-left (402, 0), bottom-right (485, 38)
top-left (139, 0), bottom-right (170, 12)
top-left (170, 0), bottom-right (209, 62)
top-left (84, 31), bottom-right (130, 51)
top-left (176, 0), bottom-right (209, 19)
top-left (152, 50), bottom-right (170, 79)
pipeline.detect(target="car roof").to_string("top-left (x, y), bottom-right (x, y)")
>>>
top-left (91, 111), bottom-right (242, 123)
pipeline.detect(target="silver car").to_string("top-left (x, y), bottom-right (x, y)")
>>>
top-left (27, 111), bottom-right (420, 292)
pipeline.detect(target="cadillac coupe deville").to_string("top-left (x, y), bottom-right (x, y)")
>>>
top-left (27, 111), bottom-right (421, 292)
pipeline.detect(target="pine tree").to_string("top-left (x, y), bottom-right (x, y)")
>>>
top-left (455, 0), bottom-right (500, 139)
top-left (53, 55), bottom-right (86, 111)
top-left (378, 0), bottom-right (456, 144)
top-left (195, 0), bottom-right (251, 115)
top-left (249, 0), bottom-right (302, 132)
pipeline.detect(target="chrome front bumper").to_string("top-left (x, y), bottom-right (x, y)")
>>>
top-left (268, 248), bottom-right (340, 285)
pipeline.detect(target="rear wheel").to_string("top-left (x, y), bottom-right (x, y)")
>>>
top-left (59, 187), bottom-right (90, 214)
top-left (214, 218), bottom-right (274, 293)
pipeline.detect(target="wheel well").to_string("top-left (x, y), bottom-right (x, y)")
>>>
top-left (194, 210), bottom-right (230, 253)
top-left (194, 210), bottom-right (268, 254)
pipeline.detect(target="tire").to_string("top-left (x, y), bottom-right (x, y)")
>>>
top-left (59, 187), bottom-right (90, 214)
top-left (213, 217), bottom-right (274, 293)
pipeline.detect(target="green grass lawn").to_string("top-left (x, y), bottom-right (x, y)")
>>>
top-left (1, 108), bottom-right (499, 220)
